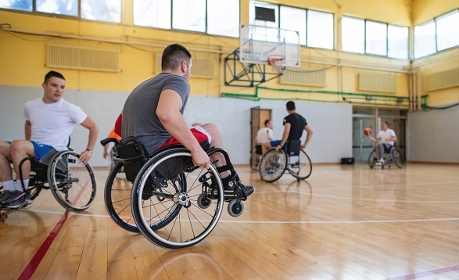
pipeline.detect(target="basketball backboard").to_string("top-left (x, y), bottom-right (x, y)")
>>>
top-left (239, 24), bottom-right (300, 68)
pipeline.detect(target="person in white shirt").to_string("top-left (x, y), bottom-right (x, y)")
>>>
top-left (256, 119), bottom-right (273, 154)
top-left (366, 121), bottom-right (397, 165)
top-left (0, 71), bottom-right (99, 208)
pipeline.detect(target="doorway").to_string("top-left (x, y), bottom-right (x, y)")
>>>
top-left (352, 107), bottom-right (406, 162)
top-left (250, 107), bottom-right (272, 154)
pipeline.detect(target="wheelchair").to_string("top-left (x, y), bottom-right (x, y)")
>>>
top-left (249, 144), bottom-right (262, 170)
top-left (101, 136), bottom-right (250, 249)
top-left (0, 148), bottom-right (97, 221)
top-left (258, 140), bottom-right (312, 182)
top-left (368, 144), bottom-right (404, 169)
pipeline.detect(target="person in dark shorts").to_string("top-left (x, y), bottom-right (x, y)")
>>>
top-left (262, 101), bottom-right (313, 152)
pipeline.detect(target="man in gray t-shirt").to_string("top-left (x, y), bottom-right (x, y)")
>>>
top-left (122, 44), bottom-right (254, 197)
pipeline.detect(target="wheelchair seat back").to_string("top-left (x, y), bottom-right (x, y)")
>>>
top-left (115, 137), bottom-right (149, 183)
top-left (286, 140), bottom-right (301, 156)
top-left (255, 144), bottom-right (262, 155)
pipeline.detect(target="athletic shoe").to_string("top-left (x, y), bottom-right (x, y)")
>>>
top-left (0, 190), bottom-right (15, 203)
top-left (224, 180), bottom-right (255, 197)
top-left (7, 191), bottom-right (27, 209)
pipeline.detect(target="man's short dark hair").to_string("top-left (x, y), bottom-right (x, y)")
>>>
top-left (264, 119), bottom-right (271, 126)
top-left (383, 121), bottom-right (389, 126)
top-left (161, 44), bottom-right (192, 71)
top-left (44, 71), bottom-right (65, 83)
top-left (286, 101), bottom-right (296, 111)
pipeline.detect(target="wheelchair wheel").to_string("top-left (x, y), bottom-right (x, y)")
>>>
top-left (48, 150), bottom-right (96, 212)
top-left (104, 162), bottom-right (139, 232)
top-left (250, 151), bottom-right (260, 171)
top-left (258, 148), bottom-right (287, 182)
top-left (131, 148), bottom-right (224, 249)
top-left (287, 150), bottom-right (312, 180)
top-left (367, 149), bottom-right (378, 169)
top-left (391, 148), bottom-right (404, 168)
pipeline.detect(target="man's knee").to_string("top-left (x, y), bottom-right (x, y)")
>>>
top-left (10, 140), bottom-right (34, 156)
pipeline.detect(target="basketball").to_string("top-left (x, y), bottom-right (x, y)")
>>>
top-left (364, 128), bottom-right (372, 136)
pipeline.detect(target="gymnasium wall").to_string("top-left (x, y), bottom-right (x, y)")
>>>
top-left (1, 0), bottom-right (459, 165)
top-left (0, 85), bottom-right (352, 167)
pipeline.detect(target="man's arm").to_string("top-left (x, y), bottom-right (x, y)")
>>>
top-left (79, 116), bottom-right (99, 164)
top-left (302, 124), bottom-right (313, 149)
top-left (156, 90), bottom-right (210, 168)
top-left (25, 121), bottom-right (32, 140)
top-left (275, 123), bottom-right (290, 150)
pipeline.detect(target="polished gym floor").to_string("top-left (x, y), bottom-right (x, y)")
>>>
top-left (1, 162), bottom-right (458, 279)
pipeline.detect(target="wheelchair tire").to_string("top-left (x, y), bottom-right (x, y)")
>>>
top-left (104, 162), bottom-right (139, 233)
top-left (288, 149), bottom-right (312, 180)
top-left (250, 151), bottom-right (260, 171)
top-left (48, 150), bottom-right (96, 212)
top-left (258, 148), bottom-right (287, 182)
top-left (367, 149), bottom-right (378, 169)
top-left (227, 199), bottom-right (244, 217)
top-left (131, 148), bottom-right (224, 249)
top-left (391, 148), bottom-right (404, 168)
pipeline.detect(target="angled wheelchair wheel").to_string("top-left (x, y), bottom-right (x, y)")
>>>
top-left (391, 148), bottom-right (404, 168)
top-left (250, 151), bottom-right (260, 171)
top-left (258, 148), bottom-right (287, 182)
top-left (48, 150), bottom-right (96, 212)
top-left (131, 148), bottom-right (224, 249)
top-left (104, 162), bottom-right (139, 233)
top-left (367, 149), bottom-right (378, 169)
top-left (288, 150), bottom-right (312, 180)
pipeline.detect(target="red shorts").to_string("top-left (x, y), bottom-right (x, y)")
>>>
top-left (157, 128), bottom-right (210, 150)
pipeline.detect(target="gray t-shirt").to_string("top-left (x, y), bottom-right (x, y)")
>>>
top-left (122, 73), bottom-right (190, 154)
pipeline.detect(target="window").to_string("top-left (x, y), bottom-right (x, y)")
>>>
top-left (365, 21), bottom-right (387, 56)
top-left (172, 0), bottom-right (206, 32)
top-left (436, 10), bottom-right (459, 51)
top-left (0, 0), bottom-right (32, 11)
top-left (280, 6), bottom-right (305, 45)
top-left (249, 1), bottom-right (277, 28)
top-left (307, 10), bottom-right (333, 49)
top-left (207, 0), bottom-right (239, 37)
top-left (388, 25), bottom-right (408, 59)
top-left (36, 0), bottom-right (77, 16)
top-left (81, 0), bottom-right (121, 23)
top-left (133, 0), bottom-right (171, 29)
top-left (342, 16), bottom-right (364, 53)
top-left (414, 21), bottom-right (436, 58)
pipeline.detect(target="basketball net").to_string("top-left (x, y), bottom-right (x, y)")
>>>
top-left (267, 55), bottom-right (285, 74)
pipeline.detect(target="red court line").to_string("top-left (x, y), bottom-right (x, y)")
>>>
top-left (18, 210), bottom-right (70, 280)
top-left (18, 176), bottom-right (89, 279)
top-left (388, 265), bottom-right (459, 279)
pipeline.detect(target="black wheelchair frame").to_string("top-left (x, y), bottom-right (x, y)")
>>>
top-left (368, 144), bottom-right (404, 169)
top-left (258, 140), bottom-right (312, 182)
top-left (0, 148), bottom-right (97, 221)
top-left (101, 136), bottom-right (250, 249)
top-left (250, 144), bottom-right (262, 171)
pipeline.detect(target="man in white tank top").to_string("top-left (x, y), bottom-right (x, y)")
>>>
top-left (0, 71), bottom-right (99, 208)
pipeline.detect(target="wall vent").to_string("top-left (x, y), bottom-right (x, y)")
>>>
top-left (425, 68), bottom-right (459, 92)
top-left (358, 72), bottom-right (396, 93)
top-left (47, 44), bottom-right (120, 72)
top-left (155, 54), bottom-right (215, 78)
top-left (280, 67), bottom-right (326, 87)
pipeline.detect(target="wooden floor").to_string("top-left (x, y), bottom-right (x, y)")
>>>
top-left (1, 163), bottom-right (459, 280)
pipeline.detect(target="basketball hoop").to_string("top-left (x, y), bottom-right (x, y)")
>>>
top-left (267, 54), bottom-right (285, 73)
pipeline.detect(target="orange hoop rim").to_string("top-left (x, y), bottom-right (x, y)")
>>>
top-left (267, 54), bottom-right (285, 66)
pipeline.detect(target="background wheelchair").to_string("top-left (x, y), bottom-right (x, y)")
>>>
top-left (249, 144), bottom-right (262, 170)
top-left (368, 145), bottom-right (404, 169)
top-left (101, 136), bottom-right (249, 249)
top-left (0, 148), bottom-right (97, 221)
top-left (258, 140), bottom-right (312, 182)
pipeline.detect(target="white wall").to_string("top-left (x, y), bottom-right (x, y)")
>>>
top-left (408, 107), bottom-right (459, 163)
top-left (0, 85), bottom-right (353, 167)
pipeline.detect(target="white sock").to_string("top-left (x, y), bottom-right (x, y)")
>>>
top-left (16, 179), bottom-right (29, 192)
top-left (2, 180), bottom-right (16, 191)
